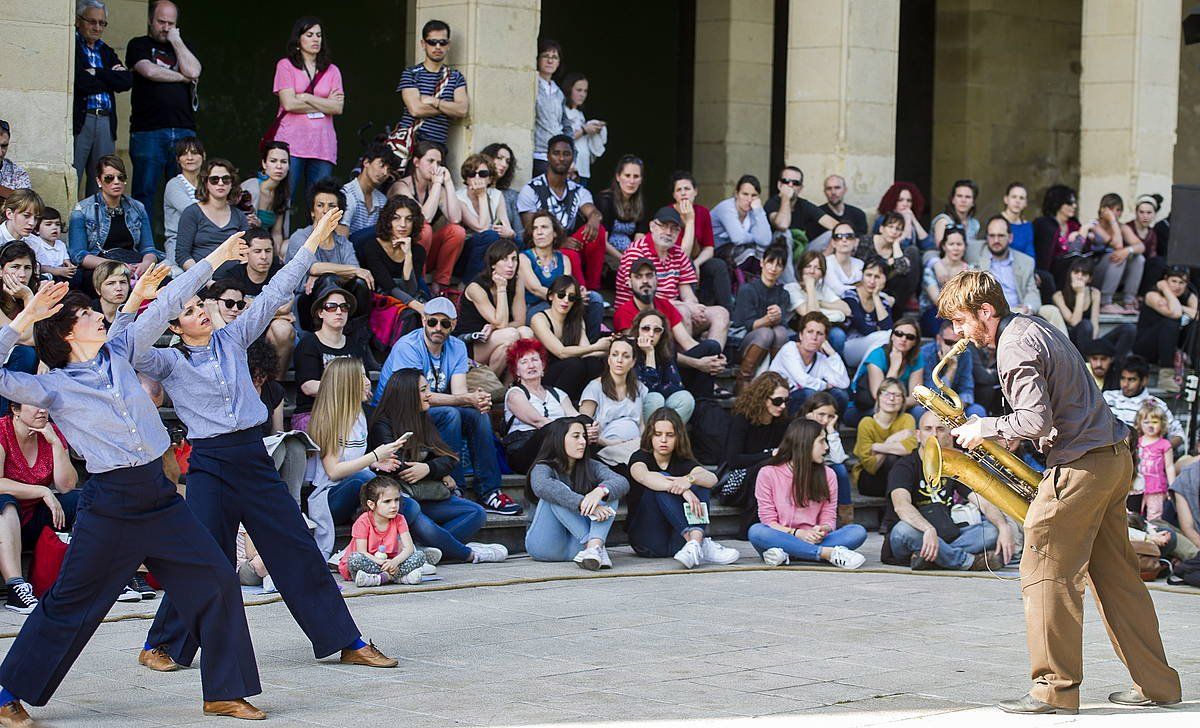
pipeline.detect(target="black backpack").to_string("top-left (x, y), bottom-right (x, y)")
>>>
top-left (689, 399), bottom-right (730, 465)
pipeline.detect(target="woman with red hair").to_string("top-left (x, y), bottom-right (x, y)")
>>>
top-left (874, 182), bottom-right (928, 250)
top-left (503, 338), bottom-right (583, 472)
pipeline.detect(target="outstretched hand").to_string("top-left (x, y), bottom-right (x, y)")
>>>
top-left (306, 208), bottom-right (344, 251)
top-left (210, 231), bottom-right (249, 268)
top-left (20, 282), bottom-right (69, 324)
top-left (132, 263), bottom-right (171, 301)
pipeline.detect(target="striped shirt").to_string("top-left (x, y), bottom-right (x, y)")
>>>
top-left (395, 63), bottom-right (465, 145)
top-left (614, 234), bottom-right (698, 308)
top-left (341, 179), bottom-right (386, 236)
top-left (78, 32), bottom-right (114, 112)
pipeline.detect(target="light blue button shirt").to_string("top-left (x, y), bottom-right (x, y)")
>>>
top-left (989, 253), bottom-right (1021, 310)
top-left (0, 261), bottom-right (215, 473)
top-left (120, 247), bottom-right (317, 440)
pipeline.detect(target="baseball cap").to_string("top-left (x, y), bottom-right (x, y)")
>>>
top-left (652, 206), bottom-right (682, 226)
top-left (424, 296), bottom-right (458, 319)
top-left (630, 257), bottom-right (655, 274)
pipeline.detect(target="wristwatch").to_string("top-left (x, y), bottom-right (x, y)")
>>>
top-left (686, 474), bottom-right (696, 485)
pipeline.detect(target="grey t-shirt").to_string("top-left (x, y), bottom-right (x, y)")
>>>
top-left (1171, 462), bottom-right (1200, 523)
top-left (174, 204), bottom-right (249, 267)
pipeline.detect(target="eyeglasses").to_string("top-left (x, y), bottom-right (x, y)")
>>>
top-left (638, 325), bottom-right (664, 334)
top-left (101, 173), bottom-right (127, 184)
top-left (778, 178), bottom-right (802, 186)
top-left (207, 175), bottom-right (233, 185)
top-left (832, 232), bottom-right (856, 240)
top-left (880, 391), bottom-right (904, 399)
top-left (218, 298), bottom-right (246, 311)
top-left (464, 169), bottom-right (491, 179)
top-left (552, 290), bottom-right (579, 303)
top-left (892, 331), bottom-right (919, 342)
top-left (767, 396), bottom-right (788, 407)
top-left (81, 18), bottom-right (109, 27)
top-left (424, 38), bottom-right (449, 46)
top-left (321, 301), bottom-right (351, 312)
top-left (425, 317), bottom-right (453, 329)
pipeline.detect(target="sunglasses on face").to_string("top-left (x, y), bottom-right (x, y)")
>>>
top-left (207, 175), bottom-right (233, 185)
top-left (832, 232), bottom-right (856, 240)
top-left (426, 317), bottom-right (453, 330)
top-left (553, 291), bottom-right (579, 303)
top-left (893, 331), bottom-right (919, 342)
top-left (321, 301), bottom-right (351, 312)
top-left (464, 169), bottom-right (491, 179)
top-left (778, 178), bottom-right (802, 186)
top-left (767, 396), bottom-right (788, 407)
top-left (218, 298), bottom-right (246, 311)
top-left (101, 174), bottom-right (127, 184)
top-left (424, 38), bottom-right (449, 46)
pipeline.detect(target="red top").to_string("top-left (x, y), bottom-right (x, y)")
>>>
top-left (0, 415), bottom-right (67, 524)
top-left (612, 297), bottom-right (683, 333)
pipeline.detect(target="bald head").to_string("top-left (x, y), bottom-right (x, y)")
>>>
top-left (824, 175), bottom-right (847, 206)
top-left (148, 0), bottom-right (179, 42)
top-left (918, 410), bottom-right (951, 448)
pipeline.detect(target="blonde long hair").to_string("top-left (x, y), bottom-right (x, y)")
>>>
top-left (308, 357), bottom-right (367, 456)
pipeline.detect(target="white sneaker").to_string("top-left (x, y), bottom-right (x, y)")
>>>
top-left (598, 546), bottom-right (613, 569)
top-left (420, 562), bottom-right (437, 576)
top-left (260, 575), bottom-right (277, 594)
top-left (400, 569), bottom-right (423, 585)
top-left (762, 547), bottom-right (789, 566)
top-left (355, 571), bottom-right (384, 588)
top-left (578, 546), bottom-right (602, 571)
top-left (117, 583), bottom-right (141, 602)
top-left (467, 542), bottom-right (508, 563)
top-left (827, 546), bottom-right (866, 570)
top-left (700, 538), bottom-right (740, 565)
top-left (422, 547), bottom-right (442, 566)
top-left (674, 540), bottom-right (702, 569)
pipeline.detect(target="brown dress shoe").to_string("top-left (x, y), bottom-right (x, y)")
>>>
top-left (340, 641), bottom-right (398, 668)
top-left (0, 701), bottom-right (33, 728)
top-left (202, 699), bottom-right (266, 720)
top-left (967, 552), bottom-right (992, 571)
top-left (139, 646), bottom-right (180, 672)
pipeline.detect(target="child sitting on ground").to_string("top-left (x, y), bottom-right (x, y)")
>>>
top-left (338, 476), bottom-right (427, 587)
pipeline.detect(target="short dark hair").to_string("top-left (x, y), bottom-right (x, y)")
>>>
top-left (39, 206), bottom-right (62, 224)
top-left (308, 177), bottom-right (345, 214)
top-left (762, 243), bottom-right (788, 266)
top-left (96, 154), bottom-right (126, 179)
top-left (33, 291), bottom-right (92, 369)
top-left (1041, 184), bottom-right (1078, 219)
top-left (421, 19), bottom-right (450, 39)
top-left (669, 170), bottom-right (696, 190)
top-left (204, 278), bottom-right (246, 301)
top-left (174, 135), bottom-right (204, 159)
top-left (245, 227), bottom-right (273, 246)
top-left (797, 310), bottom-right (830, 335)
top-left (361, 141), bottom-right (398, 170)
top-left (1121, 355), bottom-right (1150, 380)
top-left (780, 165), bottom-right (804, 185)
top-left (986, 214), bottom-right (1010, 234)
top-left (546, 134), bottom-right (574, 155)
top-left (736, 174), bottom-right (762, 195)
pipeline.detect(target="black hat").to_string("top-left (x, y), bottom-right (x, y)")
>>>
top-left (1082, 339), bottom-right (1116, 358)
top-left (630, 257), bottom-right (656, 274)
top-left (310, 279), bottom-right (357, 324)
top-left (652, 206), bottom-right (682, 226)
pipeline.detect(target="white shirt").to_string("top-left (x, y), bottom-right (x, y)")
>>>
top-left (823, 255), bottom-right (864, 297)
top-left (31, 235), bottom-right (70, 268)
top-left (769, 342), bottom-right (850, 392)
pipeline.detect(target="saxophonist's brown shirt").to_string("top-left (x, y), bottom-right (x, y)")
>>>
top-left (977, 314), bottom-right (1127, 467)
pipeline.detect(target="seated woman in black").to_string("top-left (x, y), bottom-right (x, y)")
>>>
top-left (291, 284), bottom-right (377, 433)
top-left (720, 371), bottom-right (791, 504)
top-left (358, 195), bottom-right (427, 336)
top-left (458, 238), bottom-right (534, 378)
top-left (529, 275), bottom-right (611, 401)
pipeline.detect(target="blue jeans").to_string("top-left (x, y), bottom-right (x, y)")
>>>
top-left (527, 290), bottom-right (604, 343)
top-left (401, 495), bottom-right (486, 563)
top-left (1, 345), bottom-right (38, 414)
top-left (429, 406), bottom-right (501, 497)
top-left (748, 523), bottom-right (867, 562)
top-left (827, 326), bottom-right (847, 354)
top-left (524, 499), bottom-right (617, 561)
top-left (829, 462), bottom-right (851, 505)
top-left (911, 402), bottom-right (986, 423)
top-left (643, 391), bottom-right (695, 423)
top-left (786, 386), bottom-right (849, 416)
top-left (888, 520), bottom-right (998, 569)
top-left (326, 469), bottom-right (376, 526)
top-left (130, 127), bottom-right (195, 228)
top-left (289, 155), bottom-right (336, 212)
top-left (627, 487), bottom-right (710, 557)
top-left (458, 230), bottom-right (501, 285)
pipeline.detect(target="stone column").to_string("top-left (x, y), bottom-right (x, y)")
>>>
top-left (692, 0), bottom-right (775, 203)
top-left (0, 0), bottom-right (78, 210)
top-left (1079, 0), bottom-right (1180, 215)
top-left (412, 0), bottom-right (539, 187)
top-left (784, 0), bottom-right (899, 220)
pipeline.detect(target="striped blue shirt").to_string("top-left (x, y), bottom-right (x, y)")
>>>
top-left (78, 31), bottom-right (114, 112)
top-left (395, 62), bottom-right (465, 145)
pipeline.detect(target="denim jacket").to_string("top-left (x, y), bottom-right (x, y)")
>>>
top-left (68, 193), bottom-right (161, 265)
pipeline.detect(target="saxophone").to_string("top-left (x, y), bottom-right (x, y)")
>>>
top-left (911, 339), bottom-right (1040, 522)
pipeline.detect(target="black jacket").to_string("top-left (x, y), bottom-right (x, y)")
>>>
top-left (73, 36), bottom-right (132, 139)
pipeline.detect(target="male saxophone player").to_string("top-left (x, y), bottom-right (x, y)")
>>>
top-left (938, 269), bottom-right (1180, 715)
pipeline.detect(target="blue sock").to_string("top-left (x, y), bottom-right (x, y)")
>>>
top-left (0, 687), bottom-right (16, 705)
top-left (4, 578), bottom-right (20, 587)
top-left (144, 642), bottom-right (154, 652)
top-left (347, 637), bottom-right (367, 651)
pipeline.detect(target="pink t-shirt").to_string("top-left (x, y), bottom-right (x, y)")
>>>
top-left (338, 511), bottom-right (410, 580)
top-left (754, 463), bottom-right (838, 531)
top-left (272, 58), bottom-right (343, 163)
top-left (1137, 436), bottom-right (1172, 495)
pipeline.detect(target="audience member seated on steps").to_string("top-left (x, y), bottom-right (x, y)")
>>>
top-left (852, 377), bottom-right (917, 498)
top-left (580, 338), bottom-right (646, 468)
top-left (1084, 338), bottom-right (1122, 393)
top-left (919, 225), bottom-right (970, 335)
top-left (841, 256), bottom-right (894, 371)
top-left (626, 408), bottom-right (739, 568)
top-left (631, 310), bottom-right (694, 423)
top-left (518, 211), bottom-right (602, 342)
top-left (969, 215), bottom-right (1067, 334)
top-left (1170, 459), bottom-right (1200, 552)
top-left (216, 229), bottom-right (296, 372)
top-left (769, 311), bottom-right (850, 415)
top-left (175, 158), bottom-right (254, 271)
top-left (0, 242), bottom-right (43, 399)
top-left (458, 238), bottom-right (534, 378)
top-left (292, 284), bottom-right (375, 433)
top-left (749, 418), bottom-right (867, 569)
top-left (162, 137), bottom-right (205, 268)
top-left (337, 477), bottom-right (427, 587)
top-left (240, 141), bottom-right (291, 256)
top-left (823, 219), bottom-right (864, 298)
top-left (524, 417), bottom-right (628, 570)
top-left (862, 213), bottom-right (922, 314)
top-left (306, 357), bottom-right (409, 558)
top-left (286, 178), bottom-right (373, 332)
top-left (358, 195), bottom-right (428, 335)
top-left (911, 320), bottom-right (985, 423)
top-left (719, 372), bottom-right (792, 511)
top-left (0, 402), bottom-right (79, 615)
top-left (884, 411), bottom-right (1014, 570)
top-left (847, 315), bottom-right (924, 426)
top-left (1103, 355), bottom-right (1185, 453)
top-left (480, 142), bottom-right (524, 244)
top-left (202, 279), bottom-right (246, 329)
top-left (873, 181), bottom-right (929, 251)
top-left (369, 369), bottom-right (504, 564)
top-left (373, 297), bottom-right (522, 516)
top-left (764, 166), bottom-right (839, 257)
top-left (248, 339), bottom-right (309, 504)
top-left (800, 392), bottom-right (853, 526)
top-left (614, 257), bottom-right (726, 400)
top-left (671, 171), bottom-right (732, 310)
top-left (529, 275), bottom-right (610, 402)
top-left (68, 156), bottom-right (160, 289)
top-left (784, 250), bottom-right (850, 352)
top-left (593, 154), bottom-right (649, 264)
top-left (387, 140), bottom-right (465, 295)
top-left (90, 260), bottom-right (129, 329)
top-left (1051, 258), bottom-right (1133, 355)
top-left (456, 153), bottom-right (516, 284)
top-left (1089, 193), bottom-right (1145, 313)
top-left (0, 191), bottom-right (40, 248)
top-left (503, 339), bottom-right (580, 473)
top-left (338, 142), bottom-right (395, 246)
top-left (929, 178), bottom-right (980, 255)
top-left (731, 244), bottom-right (792, 391)
top-left (31, 207), bottom-right (74, 283)
top-left (710, 174), bottom-right (772, 270)
top-left (1134, 265), bottom-right (1197, 391)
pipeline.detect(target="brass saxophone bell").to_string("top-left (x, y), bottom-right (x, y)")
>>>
top-left (921, 436), bottom-right (943, 489)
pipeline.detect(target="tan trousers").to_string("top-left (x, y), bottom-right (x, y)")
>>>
top-left (1021, 442), bottom-right (1181, 709)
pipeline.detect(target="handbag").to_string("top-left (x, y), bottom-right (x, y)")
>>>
top-left (368, 293), bottom-right (409, 349)
top-left (399, 479), bottom-right (452, 501)
top-left (385, 66), bottom-right (452, 166)
top-left (259, 65), bottom-right (330, 155)
top-left (30, 526), bottom-right (70, 597)
top-left (917, 504), bottom-right (962, 544)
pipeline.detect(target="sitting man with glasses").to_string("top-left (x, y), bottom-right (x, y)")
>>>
top-left (967, 215), bottom-right (1067, 333)
top-left (372, 298), bottom-right (522, 516)
top-left (911, 318), bottom-right (986, 422)
top-left (763, 165), bottom-right (838, 254)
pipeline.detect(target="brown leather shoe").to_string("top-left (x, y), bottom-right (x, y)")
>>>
top-left (202, 699), bottom-right (266, 720)
top-left (138, 645), bottom-right (180, 672)
top-left (340, 640), bottom-right (398, 668)
top-left (967, 552), bottom-right (992, 571)
top-left (0, 701), bottom-right (33, 728)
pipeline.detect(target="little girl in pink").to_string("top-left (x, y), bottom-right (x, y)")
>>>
top-left (1135, 403), bottom-right (1175, 521)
